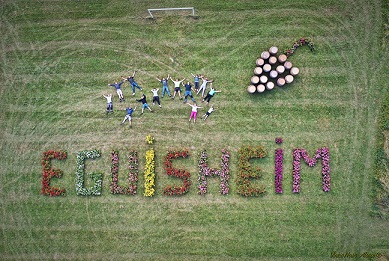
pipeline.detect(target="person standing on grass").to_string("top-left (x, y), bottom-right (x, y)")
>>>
top-left (123, 70), bottom-right (143, 96)
top-left (170, 77), bottom-right (185, 100)
top-left (183, 81), bottom-right (196, 104)
top-left (187, 102), bottom-right (202, 123)
top-left (121, 106), bottom-right (136, 128)
top-left (156, 75), bottom-right (171, 98)
top-left (191, 73), bottom-right (201, 92)
top-left (136, 93), bottom-right (153, 114)
top-left (151, 88), bottom-right (162, 108)
top-left (103, 93), bottom-right (113, 114)
top-left (202, 105), bottom-right (216, 121)
top-left (108, 81), bottom-right (125, 102)
top-left (202, 83), bottom-right (221, 104)
top-left (197, 76), bottom-right (214, 98)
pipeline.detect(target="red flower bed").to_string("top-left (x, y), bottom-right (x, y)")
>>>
top-left (164, 149), bottom-right (191, 196)
top-left (41, 150), bottom-right (67, 196)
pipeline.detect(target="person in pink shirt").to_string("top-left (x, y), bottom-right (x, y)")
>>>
top-left (187, 102), bottom-right (202, 123)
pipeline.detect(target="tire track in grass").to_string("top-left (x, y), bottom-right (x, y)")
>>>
top-left (351, 0), bottom-right (388, 253)
top-left (336, 0), bottom-right (385, 253)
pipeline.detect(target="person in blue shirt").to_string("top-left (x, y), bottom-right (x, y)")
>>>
top-left (122, 70), bottom-right (143, 96)
top-left (183, 81), bottom-right (196, 104)
top-left (136, 93), bottom-right (153, 114)
top-left (156, 75), bottom-right (171, 98)
top-left (191, 73), bottom-right (201, 92)
top-left (121, 106), bottom-right (136, 127)
top-left (108, 81), bottom-right (125, 102)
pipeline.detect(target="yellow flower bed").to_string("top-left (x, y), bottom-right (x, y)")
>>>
top-left (143, 148), bottom-right (155, 197)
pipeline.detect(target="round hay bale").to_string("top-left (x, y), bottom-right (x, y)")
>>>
top-left (257, 84), bottom-right (266, 93)
top-left (247, 85), bottom-right (256, 94)
top-left (269, 70), bottom-right (278, 79)
top-left (256, 58), bottom-right (265, 66)
top-left (278, 54), bottom-right (287, 63)
top-left (276, 65), bottom-right (285, 74)
top-left (277, 78), bottom-right (286, 86)
top-left (285, 75), bottom-right (294, 84)
top-left (263, 64), bottom-right (271, 72)
top-left (269, 46), bottom-right (278, 55)
top-left (269, 56), bottom-right (277, 65)
top-left (260, 75), bottom-right (268, 84)
top-left (251, 75), bottom-right (260, 84)
top-left (290, 67), bottom-right (299, 76)
top-left (261, 51), bottom-right (270, 60)
top-left (266, 82), bottom-right (275, 90)
top-left (254, 67), bottom-right (263, 75)
top-left (284, 61), bottom-right (293, 70)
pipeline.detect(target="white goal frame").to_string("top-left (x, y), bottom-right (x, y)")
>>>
top-left (147, 7), bottom-right (195, 19)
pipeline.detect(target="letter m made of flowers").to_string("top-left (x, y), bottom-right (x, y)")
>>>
top-left (292, 147), bottom-right (331, 193)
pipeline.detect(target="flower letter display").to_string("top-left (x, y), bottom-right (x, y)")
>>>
top-left (198, 149), bottom-right (231, 195)
top-left (292, 147), bottom-right (331, 193)
top-left (236, 146), bottom-right (268, 196)
top-left (164, 149), bottom-right (191, 196)
top-left (110, 150), bottom-right (138, 195)
top-left (75, 149), bottom-right (103, 196)
top-left (143, 148), bottom-right (156, 197)
top-left (41, 150), bottom-right (67, 196)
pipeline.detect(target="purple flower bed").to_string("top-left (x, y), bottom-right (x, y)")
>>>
top-left (292, 147), bottom-right (331, 193)
top-left (274, 148), bottom-right (284, 193)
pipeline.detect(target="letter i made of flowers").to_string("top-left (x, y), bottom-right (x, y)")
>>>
top-left (274, 137), bottom-right (284, 193)
top-left (144, 135), bottom-right (156, 197)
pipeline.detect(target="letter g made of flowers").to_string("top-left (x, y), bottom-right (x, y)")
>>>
top-left (75, 150), bottom-right (103, 196)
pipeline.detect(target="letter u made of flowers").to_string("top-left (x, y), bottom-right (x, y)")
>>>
top-left (110, 150), bottom-right (138, 195)
top-left (75, 150), bottom-right (103, 196)
top-left (41, 150), bottom-right (67, 196)
top-left (198, 149), bottom-right (230, 195)
top-left (236, 146), bottom-right (267, 197)
top-left (292, 147), bottom-right (331, 193)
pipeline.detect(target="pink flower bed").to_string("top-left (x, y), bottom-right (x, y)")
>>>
top-left (198, 149), bottom-right (230, 195)
top-left (110, 150), bottom-right (138, 195)
top-left (292, 147), bottom-right (331, 193)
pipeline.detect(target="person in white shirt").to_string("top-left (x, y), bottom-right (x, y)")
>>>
top-left (170, 77), bottom-right (185, 100)
top-left (103, 93), bottom-right (113, 114)
top-left (151, 88), bottom-right (162, 108)
top-left (202, 105), bottom-right (216, 121)
top-left (197, 76), bottom-right (214, 98)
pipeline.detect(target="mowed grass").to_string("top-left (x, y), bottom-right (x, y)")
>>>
top-left (1, 0), bottom-right (388, 260)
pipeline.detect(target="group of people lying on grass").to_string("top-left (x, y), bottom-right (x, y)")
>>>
top-left (103, 70), bottom-right (221, 127)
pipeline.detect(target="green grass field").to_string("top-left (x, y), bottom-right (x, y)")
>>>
top-left (1, 0), bottom-right (388, 260)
